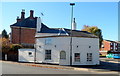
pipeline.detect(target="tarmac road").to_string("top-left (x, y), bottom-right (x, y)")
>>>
top-left (1, 58), bottom-right (120, 75)
top-left (2, 62), bottom-right (94, 74)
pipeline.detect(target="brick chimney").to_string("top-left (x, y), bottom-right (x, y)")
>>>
top-left (21, 9), bottom-right (25, 20)
top-left (29, 10), bottom-right (34, 19)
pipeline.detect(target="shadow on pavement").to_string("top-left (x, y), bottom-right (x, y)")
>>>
top-left (71, 61), bottom-right (120, 72)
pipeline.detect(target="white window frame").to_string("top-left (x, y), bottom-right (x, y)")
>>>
top-left (87, 53), bottom-right (92, 62)
top-left (45, 50), bottom-right (51, 60)
top-left (74, 53), bottom-right (80, 62)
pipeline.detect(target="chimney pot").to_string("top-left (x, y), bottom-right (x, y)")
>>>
top-left (16, 16), bottom-right (21, 22)
top-left (21, 9), bottom-right (25, 20)
top-left (17, 16), bottom-right (19, 19)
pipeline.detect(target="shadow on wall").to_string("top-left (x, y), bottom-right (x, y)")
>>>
top-left (19, 56), bottom-right (34, 62)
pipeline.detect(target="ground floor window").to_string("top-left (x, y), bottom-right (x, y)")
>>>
top-left (87, 53), bottom-right (92, 61)
top-left (28, 52), bottom-right (33, 57)
top-left (74, 53), bottom-right (80, 62)
top-left (45, 50), bottom-right (51, 60)
top-left (60, 51), bottom-right (66, 59)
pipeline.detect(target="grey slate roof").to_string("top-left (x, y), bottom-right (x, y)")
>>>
top-left (65, 29), bottom-right (98, 38)
top-left (10, 17), bottom-right (46, 28)
top-left (10, 17), bottom-right (98, 38)
top-left (105, 40), bottom-right (116, 43)
top-left (39, 25), bottom-right (98, 38)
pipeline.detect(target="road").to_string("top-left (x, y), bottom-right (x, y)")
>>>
top-left (2, 62), bottom-right (95, 74)
top-left (1, 61), bottom-right (120, 75)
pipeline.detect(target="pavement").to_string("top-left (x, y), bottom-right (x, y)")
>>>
top-left (1, 58), bottom-right (120, 74)
top-left (100, 58), bottom-right (120, 63)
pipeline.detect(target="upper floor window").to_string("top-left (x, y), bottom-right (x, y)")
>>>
top-left (45, 38), bottom-right (52, 45)
top-left (101, 43), bottom-right (104, 48)
top-left (110, 43), bottom-right (113, 45)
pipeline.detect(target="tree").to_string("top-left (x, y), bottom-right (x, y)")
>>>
top-left (1, 38), bottom-right (23, 53)
top-left (2, 29), bottom-right (8, 38)
top-left (81, 25), bottom-right (103, 48)
top-left (10, 44), bottom-right (23, 52)
top-left (1, 38), bottom-right (11, 53)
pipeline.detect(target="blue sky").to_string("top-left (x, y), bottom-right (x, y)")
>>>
top-left (1, 2), bottom-right (118, 41)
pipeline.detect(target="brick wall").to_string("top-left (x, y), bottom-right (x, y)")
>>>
top-left (100, 40), bottom-right (111, 55)
top-left (21, 27), bottom-right (36, 44)
top-left (11, 26), bottom-right (36, 45)
top-left (102, 40), bottom-right (111, 51)
top-left (11, 27), bottom-right (20, 44)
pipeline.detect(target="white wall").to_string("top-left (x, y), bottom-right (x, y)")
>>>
top-left (72, 37), bottom-right (99, 65)
top-left (36, 37), bottom-right (70, 65)
top-left (36, 37), bottom-right (99, 65)
top-left (18, 49), bottom-right (35, 62)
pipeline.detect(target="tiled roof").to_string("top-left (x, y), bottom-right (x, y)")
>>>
top-left (10, 17), bottom-right (98, 38)
top-left (10, 17), bottom-right (46, 28)
top-left (38, 25), bottom-right (98, 38)
top-left (104, 40), bottom-right (116, 42)
top-left (65, 29), bottom-right (98, 38)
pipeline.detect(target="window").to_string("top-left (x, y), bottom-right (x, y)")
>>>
top-left (118, 44), bottom-right (120, 47)
top-left (28, 52), bottom-right (33, 57)
top-left (74, 53), bottom-right (80, 62)
top-left (60, 51), bottom-right (66, 59)
top-left (101, 43), bottom-right (104, 48)
top-left (87, 53), bottom-right (92, 61)
top-left (45, 50), bottom-right (51, 60)
top-left (111, 47), bottom-right (113, 50)
top-left (45, 38), bottom-right (52, 45)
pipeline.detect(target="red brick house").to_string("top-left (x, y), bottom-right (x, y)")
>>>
top-left (100, 40), bottom-right (119, 55)
top-left (10, 10), bottom-right (45, 47)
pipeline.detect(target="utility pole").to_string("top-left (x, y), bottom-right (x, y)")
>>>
top-left (70, 3), bottom-right (75, 66)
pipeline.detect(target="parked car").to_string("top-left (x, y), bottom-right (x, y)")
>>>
top-left (113, 54), bottom-right (120, 59)
top-left (106, 53), bottom-right (113, 58)
top-left (106, 53), bottom-right (120, 59)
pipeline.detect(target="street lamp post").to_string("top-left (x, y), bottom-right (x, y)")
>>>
top-left (70, 3), bottom-right (75, 66)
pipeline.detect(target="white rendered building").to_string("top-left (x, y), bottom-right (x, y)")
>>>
top-left (34, 17), bottom-right (99, 65)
